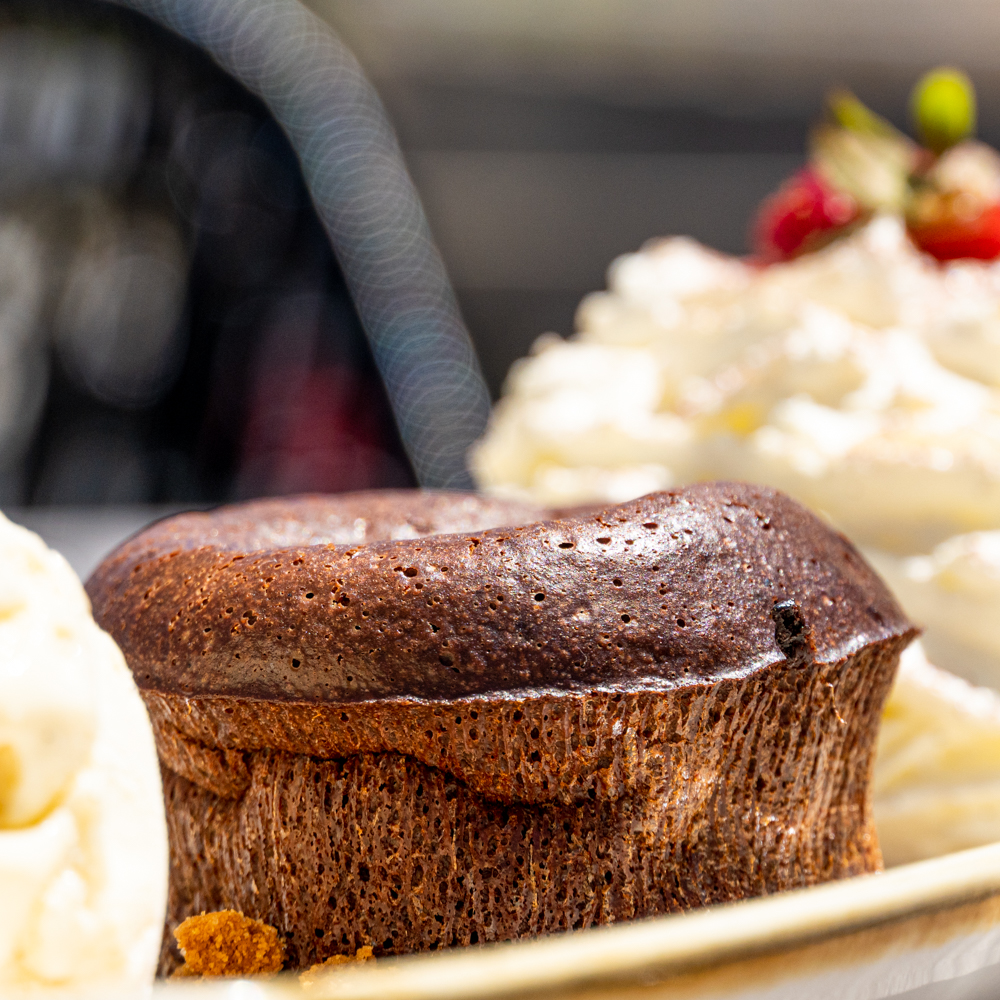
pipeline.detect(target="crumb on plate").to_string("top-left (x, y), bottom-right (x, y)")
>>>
top-left (299, 945), bottom-right (375, 987)
top-left (171, 909), bottom-right (285, 978)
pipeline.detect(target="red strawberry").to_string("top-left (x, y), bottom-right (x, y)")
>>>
top-left (908, 200), bottom-right (1000, 261)
top-left (752, 167), bottom-right (859, 263)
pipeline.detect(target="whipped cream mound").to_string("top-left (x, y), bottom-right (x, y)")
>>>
top-left (868, 532), bottom-right (1000, 689)
top-left (478, 336), bottom-right (689, 507)
top-left (0, 513), bottom-right (167, 997)
top-left (875, 642), bottom-right (1000, 865)
top-left (687, 310), bottom-right (1000, 553)
top-left (472, 216), bottom-right (1000, 553)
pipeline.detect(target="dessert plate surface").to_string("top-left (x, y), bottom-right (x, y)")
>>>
top-left (154, 841), bottom-right (1000, 1000)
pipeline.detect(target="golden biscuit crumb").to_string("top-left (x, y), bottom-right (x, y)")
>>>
top-left (172, 909), bottom-right (285, 978)
top-left (299, 945), bottom-right (375, 986)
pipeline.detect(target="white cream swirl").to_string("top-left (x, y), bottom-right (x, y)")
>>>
top-left (474, 217), bottom-right (1000, 545)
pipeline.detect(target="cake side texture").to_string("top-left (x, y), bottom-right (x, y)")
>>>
top-left (157, 638), bottom-right (903, 971)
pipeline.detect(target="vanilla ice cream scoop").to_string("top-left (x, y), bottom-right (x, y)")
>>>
top-left (0, 512), bottom-right (167, 997)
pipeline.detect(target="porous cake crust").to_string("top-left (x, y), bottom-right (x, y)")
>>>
top-left (86, 485), bottom-right (916, 974)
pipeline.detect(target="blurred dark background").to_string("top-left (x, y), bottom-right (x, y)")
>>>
top-left (4, 0), bottom-right (1000, 506)
top-left (0, 0), bottom-right (416, 507)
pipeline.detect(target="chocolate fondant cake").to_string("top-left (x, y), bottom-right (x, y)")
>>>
top-left (86, 484), bottom-right (916, 974)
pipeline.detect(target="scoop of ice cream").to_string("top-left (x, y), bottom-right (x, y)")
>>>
top-left (472, 216), bottom-right (1000, 554)
top-left (875, 642), bottom-right (1000, 865)
top-left (867, 532), bottom-right (1000, 689)
top-left (0, 512), bottom-right (167, 997)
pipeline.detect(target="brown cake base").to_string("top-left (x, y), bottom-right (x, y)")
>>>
top-left (152, 637), bottom-right (903, 975)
